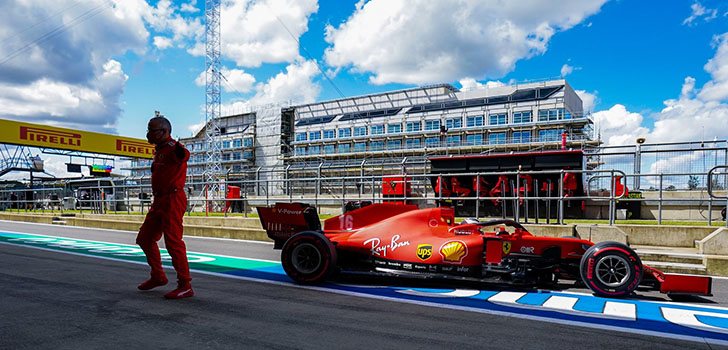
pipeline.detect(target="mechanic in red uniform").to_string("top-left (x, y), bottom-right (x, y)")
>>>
top-left (136, 114), bottom-right (194, 299)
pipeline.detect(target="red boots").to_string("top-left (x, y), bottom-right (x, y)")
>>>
top-left (137, 277), bottom-right (168, 290)
top-left (163, 282), bottom-right (195, 299)
top-left (138, 277), bottom-right (194, 299)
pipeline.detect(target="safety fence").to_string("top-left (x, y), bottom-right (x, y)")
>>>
top-left (2, 167), bottom-right (726, 227)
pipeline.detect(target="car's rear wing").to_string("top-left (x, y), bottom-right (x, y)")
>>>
top-left (256, 202), bottom-right (321, 249)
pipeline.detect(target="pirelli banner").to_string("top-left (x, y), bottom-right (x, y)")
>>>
top-left (0, 118), bottom-right (154, 159)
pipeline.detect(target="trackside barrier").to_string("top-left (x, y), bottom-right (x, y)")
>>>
top-left (1, 168), bottom-right (726, 226)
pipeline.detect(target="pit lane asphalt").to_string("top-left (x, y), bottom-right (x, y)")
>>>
top-left (0, 220), bottom-right (726, 350)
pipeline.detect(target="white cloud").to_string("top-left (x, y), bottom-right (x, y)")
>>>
top-left (0, 0), bottom-right (212, 133)
top-left (697, 33), bottom-right (728, 101)
top-left (683, 2), bottom-right (718, 26)
top-left (575, 90), bottom-right (597, 113)
top-left (153, 36), bottom-right (174, 49)
top-left (222, 59), bottom-right (320, 114)
top-left (592, 104), bottom-right (649, 146)
top-left (324, 0), bottom-right (607, 85)
top-left (195, 67), bottom-right (256, 93)
top-left (213, 0), bottom-right (319, 67)
top-left (0, 58), bottom-right (128, 133)
top-left (594, 32), bottom-right (728, 146)
top-left (181, 0), bottom-right (200, 13)
top-left (560, 64), bottom-right (574, 77)
top-left (144, 0), bottom-right (204, 49)
top-left (0, 0), bottom-right (155, 132)
top-left (186, 120), bottom-right (206, 136)
top-left (458, 78), bottom-right (505, 91)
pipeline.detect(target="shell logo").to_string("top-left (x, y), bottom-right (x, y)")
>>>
top-left (439, 241), bottom-right (467, 263)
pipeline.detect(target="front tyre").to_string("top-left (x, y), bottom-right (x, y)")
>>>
top-left (281, 231), bottom-right (337, 284)
top-left (579, 241), bottom-right (642, 298)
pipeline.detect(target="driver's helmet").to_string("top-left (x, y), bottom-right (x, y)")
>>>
top-left (461, 217), bottom-right (480, 225)
top-left (497, 226), bottom-right (508, 235)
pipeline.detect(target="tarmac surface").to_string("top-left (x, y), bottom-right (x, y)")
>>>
top-left (1, 220), bottom-right (727, 349)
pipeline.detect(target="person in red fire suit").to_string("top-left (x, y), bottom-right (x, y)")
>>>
top-left (136, 114), bottom-right (194, 299)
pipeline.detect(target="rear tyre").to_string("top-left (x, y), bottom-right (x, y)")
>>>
top-left (281, 231), bottom-right (337, 284)
top-left (579, 241), bottom-right (642, 298)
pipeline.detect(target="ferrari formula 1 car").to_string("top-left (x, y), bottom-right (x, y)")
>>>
top-left (257, 202), bottom-right (712, 298)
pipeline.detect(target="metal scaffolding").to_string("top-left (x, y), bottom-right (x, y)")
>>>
top-left (204, 0), bottom-right (223, 208)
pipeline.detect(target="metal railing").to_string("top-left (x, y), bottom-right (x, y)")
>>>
top-left (1, 168), bottom-right (726, 226)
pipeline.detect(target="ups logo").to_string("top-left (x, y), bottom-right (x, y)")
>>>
top-left (417, 244), bottom-right (432, 260)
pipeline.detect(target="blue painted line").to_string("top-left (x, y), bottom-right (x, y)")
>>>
top-left (1, 231), bottom-right (727, 345)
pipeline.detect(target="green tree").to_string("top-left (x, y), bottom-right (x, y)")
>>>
top-left (687, 175), bottom-right (700, 190)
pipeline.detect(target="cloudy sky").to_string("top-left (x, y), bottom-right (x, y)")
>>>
top-left (1, 0), bottom-right (728, 178)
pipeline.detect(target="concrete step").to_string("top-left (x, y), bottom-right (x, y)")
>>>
top-left (632, 245), bottom-right (709, 275)
top-left (632, 248), bottom-right (704, 265)
top-left (641, 260), bottom-right (708, 275)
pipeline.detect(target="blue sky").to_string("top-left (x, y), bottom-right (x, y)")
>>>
top-left (1, 0), bottom-right (728, 176)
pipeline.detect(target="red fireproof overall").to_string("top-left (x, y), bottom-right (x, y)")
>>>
top-left (136, 138), bottom-right (191, 283)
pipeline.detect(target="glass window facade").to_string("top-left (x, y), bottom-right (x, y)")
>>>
top-left (446, 118), bottom-right (462, 130)
top-left (323, 129), bottom-right (335, 139)
top-left (538, 108), bottom-right (571, 121)
top-left (406, 121), bottom-right (421, 132)
top-left (338, 128), bottom-right (352, 138)
top-left (538, 129), bottom-right (564, 142)
top-left (371, 124), bottom-right (384, 135)
top-left (387, 123), bottom-right (402, 134)
top-left (489, 113), bottom-right (507, 125)
top-left (425, 120), bottom-right (441, 131)
top-left (405, 138), bottom-right (421, 149)
top-left (447, 135), bottom-right (461, 146)
top-left (338, 143), bottom-right (351, 153)
top-left (354, 126), bottom-right (367, 136)
top-left (309, 131), bottom-right (321, 140)
top-left (466, 134), bottom-right (483, 145)
top-left (370, 140), bottom-right (384, 151)
top-left (233, 139), bottom-right (242, 148)
top-left (513, 111), bottom-right (532, 124)
top-left (243, 138), bottom-right (253, 147)
top-left (466, 115), bottom-right (484, 127)
top-left (308, 145), bottom-right (320, 154)
top-left (425, 137), bottom-right (439, 147)
top-left (387, 139), bottom-right (402, 150)
top-left (488, 132), bottom-right (506, 144)
top-left (354, 142), bottom-right (366, 152)
top-left (323, 144), bottom-right (335, 153)
top-left (512, 130), bottom-right (531, 143)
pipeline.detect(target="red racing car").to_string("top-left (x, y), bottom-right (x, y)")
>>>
top-left (257, 202), bottom-right (712, 298)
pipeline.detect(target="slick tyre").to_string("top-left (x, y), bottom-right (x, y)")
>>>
top-left (281, 231), bottom-right (337, 284)
top-left (579, 241), bottom-right (642, 298)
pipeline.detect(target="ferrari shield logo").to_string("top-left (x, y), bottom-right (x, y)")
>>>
top-left (417, 244), bottom-right (433, 260)
top-left (502, 241), bottom-right (512, 255)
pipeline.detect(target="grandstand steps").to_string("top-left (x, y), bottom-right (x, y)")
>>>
top-left (632, 245), bottom-right (709, 275)
top-left (640, 261), bottom-right (708, 275)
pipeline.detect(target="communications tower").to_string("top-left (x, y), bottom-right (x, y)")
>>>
top-left (203, 0), bottom-right (222, 207)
